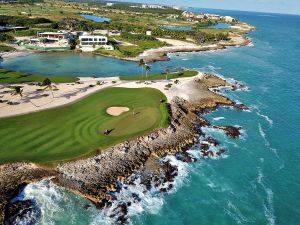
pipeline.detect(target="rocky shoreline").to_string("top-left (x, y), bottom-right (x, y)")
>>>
top-left (0, 73), bottom-right (249, 224)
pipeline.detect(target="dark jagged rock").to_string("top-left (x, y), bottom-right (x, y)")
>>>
top-left (203, 136), bottom-right (220, 146)
top-left (213, 125), bottom-right (241, 138)
top-left (0, 73), bottom-right (247, 223)
top-left (176, 152), bottom-right (197, 163)
top-left (4, 199), bottom-right (41, 225)
top-left (234, 103), bottom-right (250, 111)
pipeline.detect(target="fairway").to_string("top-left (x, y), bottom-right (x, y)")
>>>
top-left (0, 87), bottom-right (169, 165)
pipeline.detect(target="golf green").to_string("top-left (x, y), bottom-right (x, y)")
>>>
top-left (0, 87), bottom-right (169, 165)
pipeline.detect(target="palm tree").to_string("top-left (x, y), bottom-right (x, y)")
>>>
top-left (42, 78), bottom-right (57, 98)
top-left (138, 59), bottom-right (145, 78)
top-left (11, 86), bottom-right (23, 98)
top-left (165, 68), bottom-right (170, 80)
top-left (144, 64), bottom-right (151, 79)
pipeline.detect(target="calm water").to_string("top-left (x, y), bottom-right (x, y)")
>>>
top-left (160, 25), bottom-right (192, 31)
top-left (5, 9), bottom-right (300, 225)
top-left (80, 14), bottom-right (111, 22)
top-left (208, 22), bottom-right (231, 28)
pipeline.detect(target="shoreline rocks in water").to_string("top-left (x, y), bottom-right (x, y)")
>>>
top-left (0, 73), bottom-right (246, 224)
top-left (212, 125), bottom-right (242, 138)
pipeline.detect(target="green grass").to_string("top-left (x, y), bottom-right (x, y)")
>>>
top-left (0, 87), bottom-right (169, 165)
top-left (0, 45), bottom-right (15, 53)
top-left (0, 69), bottom-right (78, 84)
top-left (96, 38), bottom-right (166, 58)
top-left (120, 70), bottom-right (198, 81)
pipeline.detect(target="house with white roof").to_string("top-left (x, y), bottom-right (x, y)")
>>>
top-left (78, 34), bottom-right (114, 51)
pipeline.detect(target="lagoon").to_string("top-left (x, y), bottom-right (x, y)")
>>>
top-left (80, 14), bottom-right (111, 22)
top-left (161, 25), bottom-right (192, 31)
top-left (0, 52), bottom-right (158, 77)
top-left (208, 23), bottom-right (231, 29)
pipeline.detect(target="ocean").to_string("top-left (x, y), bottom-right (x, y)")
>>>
top-left (3, 9), bottom-right (300, 225)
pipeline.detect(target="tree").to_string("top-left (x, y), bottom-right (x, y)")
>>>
top-left (138, 59), bottom-right (145, 78)
top-left (10, 86), bottom-right (23, 98)
top-left (165, 68), bottom-right (170, 80)
top-left (42, 78), bottom-right (57, 98)
top-left (144, 64), bottom-right (151, 79)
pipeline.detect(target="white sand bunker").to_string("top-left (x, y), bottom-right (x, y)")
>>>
top-left (106, 107), bottom-right (130, 116)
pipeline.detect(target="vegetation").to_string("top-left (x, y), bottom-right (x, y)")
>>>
top-left (97, 33), bottom-right (166, 58)
top-left (0, 45), bottom-right (15, 52)
top-left (0, 69), bottom-right (78, 83)
top-left (0, 87), bottom-right (169, 165)
top-left (193, 31), bottom-right (229, 44)
top-left (120, 70), bottom-right (198, 80)
top-left (0, 15), bottom-right (52, 27)
top-left (0, 33), bottom-right (14, 42)
top-left (153, 28), bottom-right (188, 40)
top-left (108, 4), bottom-right (182, 15)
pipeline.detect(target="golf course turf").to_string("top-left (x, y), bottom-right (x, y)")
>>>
top-left (0, 87), bottom-right (169, 165)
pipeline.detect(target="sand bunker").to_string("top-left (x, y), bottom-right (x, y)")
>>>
top-left (106, 107), bottom-right (129, 116)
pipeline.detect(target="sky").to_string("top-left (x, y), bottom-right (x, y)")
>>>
top-left (116, 0), bottom-right (300, 15)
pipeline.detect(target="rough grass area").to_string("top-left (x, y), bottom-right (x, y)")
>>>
top-left (120, 70), bottom-right (199, 80)
top-left (0, 69), bottom-right (78, 84)
top-left (0, 87), bottom-right (169, 165)
top-left (0, 45), bottom-right (15, 52)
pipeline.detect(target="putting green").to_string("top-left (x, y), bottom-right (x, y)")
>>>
top-left (0, 87), bottom-right (169, 165)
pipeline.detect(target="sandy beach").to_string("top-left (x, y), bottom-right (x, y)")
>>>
top-left (0, 72), bottom-right (205, 118)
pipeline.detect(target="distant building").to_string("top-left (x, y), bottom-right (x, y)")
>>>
top-left (142, 4), bottom-right (164, 9)
top-left (93, 30), bottom-right (121, 36)
top-left (182, 11), bottom-right (195, 18)
top-left (172, 6), bottom-right (182, 10)
top-left (167, 14), bottom-right (179, 19)
top-left (146, 30), bottom-right (152, 36)
top-left (106, 2), bottom-right (114, 7)
top-left (195, 14), bottom-right (205, 19)
top-left (222, 16), bottom-right (235, 22)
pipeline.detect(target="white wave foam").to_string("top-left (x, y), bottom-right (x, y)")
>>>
top-left (256, 110), bottom-right (273, 126)
top-left (92, 155), bottom-right (190, 224)
top-left (258, 123), bottom-right (270, 147)
top-left (213, 116), bottom-right (225, 121)
top-left (257, 168), bottom-right (276, 225)
top-left (225, 201), bottom-right (248, 224)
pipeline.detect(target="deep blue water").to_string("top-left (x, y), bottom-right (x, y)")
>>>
top-left (5, 9), bottom-right (300, 225)
top-left (80, 14), bottom-right (111, 22)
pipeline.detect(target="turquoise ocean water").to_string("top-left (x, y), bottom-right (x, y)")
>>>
top-left (2, 9), bottom-right (300, 225)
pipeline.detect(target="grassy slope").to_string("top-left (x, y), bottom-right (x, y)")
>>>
top-left (0, 87), bottom-right (168, 165)
top-left (120, 70), bottom-right (198, 80)
top-left (0, 45), bottom-right (15, 53)
top-left (0, 69), bottom-right (78, 83)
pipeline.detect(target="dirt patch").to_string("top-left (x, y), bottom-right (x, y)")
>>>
top-left (106, 107), bottom-right (129, 116)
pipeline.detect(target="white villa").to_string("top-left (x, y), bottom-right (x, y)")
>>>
top-left (27, 31), bottom-right (74, 50)
top-left (79, 35), bottom-right (114, 51)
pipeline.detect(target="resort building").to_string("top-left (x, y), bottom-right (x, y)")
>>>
top-left (221, 16), bottom-right (235, 22)
top-left (26, 31), bottom-right (75, 50)
top-left (78, 35), bottom-right (114, 51)
top-left (93, 30), bottom-right (121, 36)
top-left (182, 11), bottom-right (195, 18)
top-left (141, 4), bottom-right (164, 9)
top-left (36, 31), bottom-right (74, 42)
